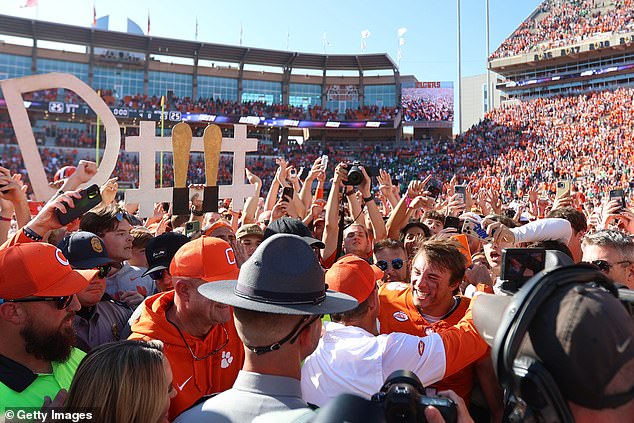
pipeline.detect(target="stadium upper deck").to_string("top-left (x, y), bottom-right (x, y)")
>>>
top-left (489, 0), bottom-right (634, 99)
top-left (0, 14), bottom-right (456, 141)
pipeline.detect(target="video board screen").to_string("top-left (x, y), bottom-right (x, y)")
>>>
top-left (402, 81), bottom-right (454, 123)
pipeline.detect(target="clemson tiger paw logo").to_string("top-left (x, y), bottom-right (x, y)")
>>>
top-left (221, 351), bottom-right (234, 368)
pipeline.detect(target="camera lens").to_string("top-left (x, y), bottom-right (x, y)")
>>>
top-left (346, 165), bottom-right (363, 186)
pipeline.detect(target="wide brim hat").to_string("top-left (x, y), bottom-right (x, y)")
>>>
top-left (199, 234), bottom-right (357, 315)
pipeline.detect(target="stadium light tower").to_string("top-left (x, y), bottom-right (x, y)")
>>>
top-left (457, 0), bottom-right (462, 134)
top-left (486, 0), bottom-right (491, 113)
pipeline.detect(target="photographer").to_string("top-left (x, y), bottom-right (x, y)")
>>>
top-left (321, 162), bottom-right (386, 268)
top-left (472, 267), bottom-right (634, 423)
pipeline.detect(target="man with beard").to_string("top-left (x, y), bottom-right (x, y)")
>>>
top-left (0, 242), bottom-right (98, 409)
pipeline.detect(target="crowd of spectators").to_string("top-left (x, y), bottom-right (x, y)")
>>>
top-left (402, 88), bottom-right (454, 122)
top-left (490, 0), bottom-right (634, 59)
top-left (100, 92), bottom-right (399, 122)
top-left (2, 87), bottom-right (633, 205)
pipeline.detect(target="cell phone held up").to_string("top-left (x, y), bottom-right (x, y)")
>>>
top-left (55, 184), bottom-right (102, 226)
top-left (425, 179), bottom-right (442, 199)
top-left (444, 216), bottom-right (462, 231)
top-left (609, 189), bottom-right (626, 210)
top-left (454, 185), bottom-right (467, 203)
top-left (555, 180), bottom-right (570, 199)
top-left (461, 220), bottom-right (494, 243)
top-left (282, 186), bottom-right (294, 202)
top-left (185, 220), bottom-right (201, 237)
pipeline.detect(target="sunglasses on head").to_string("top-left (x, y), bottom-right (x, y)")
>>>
top-left (585, 259), bottom-right (632, 273)
top-left (149, 269), bottom-right (166, 281)
top-left (375, 258), bottom-right (404, 271)
top-left (96, 264), bottom-right (112, 279)
top-left (6, 295), bottom-right (74, 310)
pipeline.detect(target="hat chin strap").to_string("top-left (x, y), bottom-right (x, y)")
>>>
top-left (245, 315), bottom-right (320, 356)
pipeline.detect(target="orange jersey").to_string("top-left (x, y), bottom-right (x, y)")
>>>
top-left (378, 282), bottom-right (476, 402)
top-left (129, 291), bottom-right (244, 420)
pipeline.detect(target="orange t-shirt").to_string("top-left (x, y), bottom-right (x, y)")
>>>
top-left (378, 282), bottom-right (475, 403)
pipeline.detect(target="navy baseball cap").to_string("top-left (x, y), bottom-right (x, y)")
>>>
top-left (57, 231), bottom-right (113, 269)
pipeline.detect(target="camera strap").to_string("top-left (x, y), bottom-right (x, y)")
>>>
top-left (335, 187), bottom-right (346, 260)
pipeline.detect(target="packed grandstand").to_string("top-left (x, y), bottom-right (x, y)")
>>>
top-left (0, 0), bottom-right (633, 203)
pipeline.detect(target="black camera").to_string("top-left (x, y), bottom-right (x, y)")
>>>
top-left (343, 161), bottom-right (366, 186)
top-left (342, 161), bottom-right (379, 186)
top-left (499, 248), bottom-right (546, 293)
top-left (371, 370), bottom-right (457, 423)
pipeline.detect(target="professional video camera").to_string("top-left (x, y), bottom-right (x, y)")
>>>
top-left (342, 161), bottom-right (379, 186)
top-left (473, 263), bottom-right (634, 423)
top-left (371, 370), bottom-right (457, 423)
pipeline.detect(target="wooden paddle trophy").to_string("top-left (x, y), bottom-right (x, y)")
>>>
top-left (171, 123), bottom-right (221, 214)
top-left (202, 124), bottom-right (221, 212)
top-left (171, 122), bottom-right (192, 215)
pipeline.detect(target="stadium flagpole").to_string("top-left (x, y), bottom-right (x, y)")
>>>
top-left (96, 89), bottom-right (101, 166)
top-left (160, 95), bottom-right (165, 188)
top-left (486, 0), bottom-right (491, 112)
top-left (457, 0), bottom-right (462, 134)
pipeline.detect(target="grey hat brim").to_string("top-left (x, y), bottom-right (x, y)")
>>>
top-left (142, 264), bottom-right (169, 278)
top-left (199, 279), bottom-right (358, 315)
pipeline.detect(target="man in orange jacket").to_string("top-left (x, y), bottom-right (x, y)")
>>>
top-left (129, 236), bottom-right (244, 421)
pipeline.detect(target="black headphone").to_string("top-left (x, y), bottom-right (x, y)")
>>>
top-left (490, 263), bottom-right (619, 423)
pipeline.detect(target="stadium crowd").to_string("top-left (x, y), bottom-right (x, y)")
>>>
top-left (2, 86), bottom-right (633, 204)
top-left (98, 91), bottom-right (399, 121)
top-left (490, 0), bottom-right (634, 59)
top-left (402, 88), bottom-right (454, 122)
top-left (1, 123), bottom-right (633, 421)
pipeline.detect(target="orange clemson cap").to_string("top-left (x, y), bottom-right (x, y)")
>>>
top-left (170, 236), bottom-right (239, 282)
top-left (0, 243), bottom-right (98, 300)
top-left (326, 254), bottom-right (379, 304)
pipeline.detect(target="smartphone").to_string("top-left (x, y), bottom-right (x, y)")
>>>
top-left (55, 184), bottom-right (102, 225)
top-left (555, 180), bottom-right (570, 199)
top-left (500, 248), bottom-right (546, 289)
top-left (455, 185), bottom-right (467, 203)
top-left (609, 189), bottom-right (625, 209)
top-left (444, 216), bottom-right (462, 231)
top-left (185, 220), bottom-right (201, 237)
top-left (461, 220), bottom-right (494, 243)
top-left (321, 155), bottom-right (329, 171)
top-left (425, 179), bottom-right (442, 199)
top-left (282, 186), bottom-right (294, 201)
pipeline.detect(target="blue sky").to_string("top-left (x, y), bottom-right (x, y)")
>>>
top-left (3, 0), bottom-right (543, 81)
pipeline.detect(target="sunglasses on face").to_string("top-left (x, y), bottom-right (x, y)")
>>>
top-left (149, 269), bottom-right (166, 281)
top-left (375, 258), bottom-right (405, 271)
top-left (586, 259), bottom-right (632, 273)
top-left (96, 264), bottom-right (112, 279)
top-left (6, 295), bottom-right (74, 310)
